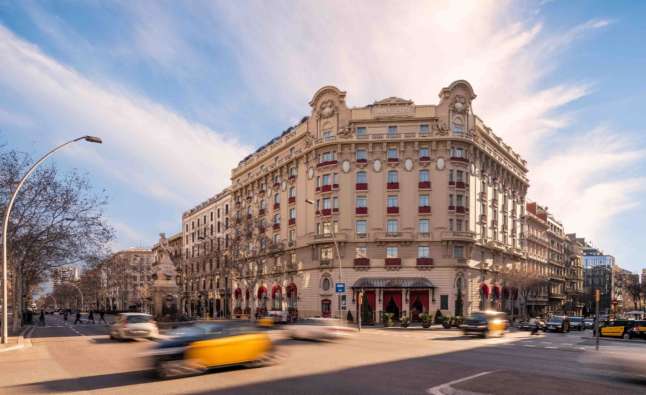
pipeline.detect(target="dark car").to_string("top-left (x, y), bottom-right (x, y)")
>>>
top-left (628, 320), bottom-right (646, 339)
top-left (460, 311), bottom-right (508, 338)
top-left (569, 316), bottom-right (584, 331)
top-left (518, 319), bottom-right (545, 331)
top-left (546, 316), bottom-right (570, 332)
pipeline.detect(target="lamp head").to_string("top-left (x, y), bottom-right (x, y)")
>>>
top-left (84, 136), bottom-right (103, 144)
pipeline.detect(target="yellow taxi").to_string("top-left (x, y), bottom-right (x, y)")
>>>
top-left (146, 323), bottom-right (278, 378)
top-left (460, 311), bottom-right (508, 338)
top-left (596, 320), bottom-right (637, 339)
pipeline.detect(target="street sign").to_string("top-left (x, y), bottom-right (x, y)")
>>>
top-left (335, 282), bottom-right (345, 293)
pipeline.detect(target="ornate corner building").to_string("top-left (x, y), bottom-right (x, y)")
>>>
top-left (220, 80), bottom-right (530, 323)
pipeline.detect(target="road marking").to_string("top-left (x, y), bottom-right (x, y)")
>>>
top-left (426, 371), bottom-right (495, 395)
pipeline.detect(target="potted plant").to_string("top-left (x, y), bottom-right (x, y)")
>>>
top-left (382, 312), bottom-right (394, 327)
top-left (400, 314), bottom-right (411, 328)
top-left (442, 315), bottom-right (453, 329)
top-left (434, 309), bottom-right (444, 325)
top-left (420, 312), bottom-right (432, 329)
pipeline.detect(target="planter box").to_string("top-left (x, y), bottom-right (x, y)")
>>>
top-left (258, 208), bottom-right (265, 216)
top-left (419, 156), bottom-right (431, 162)
top-left (387, 158), bottom-right (399, 163)
top-left (356, 158), bottom-right (368, 164)
top-left (387, 182), bottom-right (399, 190)
top-left (387, 206), bottom-right (399, 214)
top-left (356, 207), bottom-right (368, 215)
top-left (418, 181), bottom-right (431, 189)
top-left (272, 223), bottom-right (280, 230)
top-left (450, 156), bottom-right (469, 162)
top-left (317, 160), bottom-right (338, 168)
top-left (456, 206), bottom-right (466, 214)
top-left (355, 183), bottom-right (368, 191)
top-left (448, 205), bottom-right (456, 211)
top-left (321, 184), bottom-right (332, 193)
top-left (418, 206), bottom-right (431, 214)
top-left (456, 181), bottom-right (467, 189)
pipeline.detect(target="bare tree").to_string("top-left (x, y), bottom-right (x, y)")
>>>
top-left (499, 266), bottom-right (549, 320)
top-left (1, 146), bottom-right (113, 331)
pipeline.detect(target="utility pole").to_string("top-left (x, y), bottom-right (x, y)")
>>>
top-left (595, 288), bottom-right (600, 351)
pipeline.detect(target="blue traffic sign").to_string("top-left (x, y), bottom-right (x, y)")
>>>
top-left (335, 282), bottom-right (345, 293)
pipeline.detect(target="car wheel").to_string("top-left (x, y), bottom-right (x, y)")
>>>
top-left (622, 332), bottom-right (629, 340)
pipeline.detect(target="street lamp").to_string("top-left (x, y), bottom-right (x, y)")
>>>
top-left (2, 135), bottom-right (102, 344)
top-left (305, 199), bottom-right (344, 319)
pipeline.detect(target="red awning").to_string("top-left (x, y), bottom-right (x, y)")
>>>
top-left (257, 286), bottom-right (267, 299)
top-left (272, 285), bottom-right (282, 297)
top-left (286, 283), bottom-right (297, 297)
top-left (492, 286), bottom-right (501, 299)
top-left (480, 283), bottom-right (489, 298)
top-left (234, 288), bottom-right (242, 299)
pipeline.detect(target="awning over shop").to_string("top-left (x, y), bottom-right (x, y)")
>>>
top-left (351, 277), bottom-right (434, 289)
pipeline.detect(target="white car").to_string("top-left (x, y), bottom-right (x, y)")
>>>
top-left (110, 313), bottom-right (159, 340)
top-left (287, 318), bottom-right (355, 341)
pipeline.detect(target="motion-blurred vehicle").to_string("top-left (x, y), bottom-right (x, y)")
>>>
top-left (546, 316), bottom-right (570, 332)
top-left (628, 320), bottom-right (646, 339)
top-left (460, 311), bottom-right (508, 338)
top-left (569, 316), bottom-right (584, 331)
top-left (267, 310), bottom-right (290, 324)
top-left (518, 318), bottom-right (545, 331)
top-left (584, 318), bottom-right (595, 330)
top-left (594, 320), bottom-right (637, 339)
top-left (287, 318), bottom-right (354, 340)
top-left (110, 313), bottom-right (158, 340)
top-left (146, 323), bottom-right (277, 378)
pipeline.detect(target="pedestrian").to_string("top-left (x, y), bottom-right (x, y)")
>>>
top-left (74, 310), bottom-right (82, 325)
top-left (63, 310), bottom-right (68, 321)
top-left (98, 310), bottom-right (107, 324)
top-left (88, 310), bottom-right (95, 324)
top-left (530, 317), bottom-right (539, 335)
top-left (39, 309), bottom-right (46, 327)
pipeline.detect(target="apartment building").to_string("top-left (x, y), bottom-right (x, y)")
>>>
top-left (224, 81), bottom-right (529, 322)
top-left (180, 188), bottom-right (231, 318)
top-left (101, 248), bottom-right (154, 312)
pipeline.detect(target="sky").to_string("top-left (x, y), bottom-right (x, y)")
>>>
top-left (0, 1), bottom-right (645, 273)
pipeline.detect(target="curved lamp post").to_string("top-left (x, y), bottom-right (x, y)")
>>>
top-left (2, 135), bottom-right (102, 344)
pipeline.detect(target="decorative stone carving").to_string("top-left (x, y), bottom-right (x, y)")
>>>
top-left (342, 160), bottom-right (351, 173)
top-left (436, 158), bottom-right (445, 170)
top-left (308, 167), bottom-right (314, 179)
top-left (338, 126), bottom-right (353, 139)
top-left (319, 100), bottom-right (336, 119)
top-left (404, 158), bottom-right (414, 171)
top-left (303, 132), bottom-right (315, 148)
top-left (373, 159), bottom-right (382, 172)
top-left (451, 95), bottom-right (469, 114)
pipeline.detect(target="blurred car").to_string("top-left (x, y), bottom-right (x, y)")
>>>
top-left (595, 320), bottom-right (637, 339)
top-left (145, 323), bottom-right (276, 378)
top-left (628, 320), bottom-right (646, 339)
top-left (569, 316), bottom-right (584, 331)
top-left (268, 310), bottom-right (290, 324)
top-left (518, 318), bottom-right (546, 331)
top-left (460, 311), bottom-right (508, 338)
top-left (287, 318), bottom-right (355, 340)
top-left (584, 318), bottom-right (595, 330)
top-left (546, 316), bottom-right (570, 332)
top-left (110, 313), bottom-right (158, 340)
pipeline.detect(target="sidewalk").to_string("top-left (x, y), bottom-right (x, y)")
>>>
top-left (0, 325), bottom-right (33, 353)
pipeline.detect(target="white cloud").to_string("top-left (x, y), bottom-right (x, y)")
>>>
top-left (208, 1), bottom-right (639, 241)
top-left (0, 24), bottom-right (250, 209)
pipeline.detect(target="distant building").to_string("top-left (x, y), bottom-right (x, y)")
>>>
top-left (101, 248), bottom-right (154, 312)
top-left (51, 265), bottom-right (79, 289)
top-left (583, 244), bottom-right (615, 315)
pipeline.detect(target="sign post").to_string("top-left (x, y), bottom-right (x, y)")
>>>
top-left (595, 288), bottom-right (600, 351)
top-left (336, 283), bottom-right (345, 320)
top-left (358, 290), bottom-right (363, 332)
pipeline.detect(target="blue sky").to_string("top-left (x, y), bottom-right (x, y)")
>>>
top-left (0, 1), bottom-right (645, 273)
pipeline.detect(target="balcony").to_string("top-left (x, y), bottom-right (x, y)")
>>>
top-left (288, 175), bottom-right (296, 182)
top-left (440, 230), bottom-right (476, 242)
top-left (356, 207), bottom-right (368, 215)
top-left (387, 206), bottom-right (399, 214)
top-left (333, 183), bottom-right (339, 190)
top-left (258, 208), bottom-right (265, 216)
top-left (356, 158), bottom-right (368, 164)
top-left (448, 205), bottom-right (456, 211)
top-left (375, 231), bottom-right (414, 242)
top-left (353, 257), bottom-right (370, 267)
top-left (418, 181), bottom-right (431, 189)
top-left (273, 182), bottom-right (280, 189)
top-left (320, 259), bottom-right (332, 268)
top-left (317, 160), bottom-right (338, 168)
top-left (387, 157), bottom-right (399, 164)
top-left (385, 258), bottom-right (401, 267)
top-left (455, 181), bottom-right (467, 189)
top-left (419, 156), bottom-right (431, 162)
top-left (387, 182), bottom-right (399, 190)
top-left (448, 180), bottom-right (455, 186)
top-left (273, 203), bottom-right (280, 210)
top-left (320, 208), bottom-right (332, 216)
top-left (456, 206), bottom-right (466, 214)
top-left (288, 218), bottom-right (296, 226)
top-left (320, 184), bottom-right (332, 193)
top-left (333, 207), bottom-right (339, 214)
top-left (416, 257), bottom-right (433, 267)
top-left (418, 206), bottom-right (431, 214)
top-left (272, 223), bottom-right (280, 230)
top-left (450, 156), bottom-right (469, 163)
top-left (355, 183), bottom-right (368, 191)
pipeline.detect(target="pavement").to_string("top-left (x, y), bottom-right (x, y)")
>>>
top-left (0, 314), bottom-right (645, 394)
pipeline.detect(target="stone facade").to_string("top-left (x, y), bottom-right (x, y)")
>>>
top-left (223, 81), bottom-right (529, 322)
top-left (101, 248), bottom-right (154, 312)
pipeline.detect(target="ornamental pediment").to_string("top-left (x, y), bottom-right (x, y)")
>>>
top-left (371, 97), bottom-right (415, 118)
top-left (372, 96), bottom-right (414, 106)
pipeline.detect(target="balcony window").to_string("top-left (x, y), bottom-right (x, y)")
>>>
top-left (453, 245), bottom-right (464, 258)
top-left (420, 124), bottom-right (429, 133)
top-left (452, 116), bottom-right (464, 135)
top-left (387, 219), bottom-right (398, 233)
top-left (451, 147), bottom-right (465, 159)
top-left (456, 219), bottom-right (463, 232)
top-left (322, 174), bottom-right (331, 186)
top-left (388, 125), bottom-right (398, 137)
top-left (273, 214), bottom-right (280, 225)
top-left (356, 247), bottom-right (367, 258)
top-left (356, 196), bottom-right (367, 208)
top-left (356, 220), bottom-right (367, 235)
top-left (387, 170), bottom-right (398, 184)
top-left (323, 130), bottom-right (333, 141)
top-left (418, 246), bottom-right (430, 258)
top-left (356, 149), bottom-right (368, 162)
top-left (322, 198), bottom-right (331, 209)
top-left (288, 229), bottom-right (295, 242)
top-left (456, 195), bottom-right (464, 207)
top-left (274, 193), bottom-right (280, 204)
top-left (419, 147), bottom-right (430, 160)
top-left (320, 247), bottom-right (333, 260)
top-left (387, 195), bottom-right (398, 208)
top-left (387, 148), bottom-right (398, 161)
top-left (419, 195), bottom-right (429, 207)
top-left (289, 208), bottom-right (296, 220)
top-left (289, 166), bottom-right (297, 178)
top-left (386, 246), bottom-right (398, 258)
top-left (419, 219), bottom-right (430, 233)
top-left (356, 171), bottom-right (367, 184)
top-left (356, 127), bottom-right (367, 138)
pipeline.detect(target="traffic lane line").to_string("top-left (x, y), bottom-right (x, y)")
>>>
top-left (426, 371), bottom-right (495, 395)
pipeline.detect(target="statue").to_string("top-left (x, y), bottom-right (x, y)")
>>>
top-left (151, 233), bottom-right (179, 321)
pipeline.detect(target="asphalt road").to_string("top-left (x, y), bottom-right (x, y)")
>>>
top-left (1, 314), bottom-right (645, 394)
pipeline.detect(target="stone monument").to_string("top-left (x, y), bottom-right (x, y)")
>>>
top-left (151, 233), bottom-right (179, 321)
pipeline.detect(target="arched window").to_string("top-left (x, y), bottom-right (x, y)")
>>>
top-left (289, 186), bottom-right (296, 198)
top-left (286, 284), bottom-right (297, 309)
top-left (272, 285), bottom-right (282, 311)
top-left (274, 193), bottom-right (280, 204)
top-left (321, 299), bottom-right (332, 318)
top-left (260, 200), bottom-right (266, 209)
top-left (452, 115), bottom-right (464, 134)
top-left (356, 171), bottom-right (367, 184)
top-left (321, 277), bottom-right (331, 291)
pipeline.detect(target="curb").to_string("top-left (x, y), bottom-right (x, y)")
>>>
top-left (581, 335), bottom-right (646, 344)
top-left (0, 325), bottom-right (33, 353)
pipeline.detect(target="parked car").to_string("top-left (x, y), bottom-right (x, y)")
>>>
top-left (518, 318), bottom-right (546, 331)
top-left (583, 318), bottom-right (595, 330)
top-left (569, 316), bottom-right (584, 331)
top-left (594, 320), bottom-right (637, 339)
top-left (287, 318), bottom-right (354, 341)
top-left (460, 311), bottom-right (508, 338)
top-left (145, 323), bottom-right (276, 378)
top-left (545, 316), bottom-right (570, 332)
top-left (110, 313), bottom-right (159, 340)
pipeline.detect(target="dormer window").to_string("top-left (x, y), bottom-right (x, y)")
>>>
top-left (356, 127), bottom-right (367, 137)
